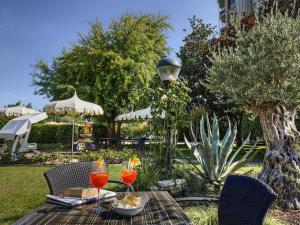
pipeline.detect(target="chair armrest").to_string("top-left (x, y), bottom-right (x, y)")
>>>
top-left (108, 180), bottom-right (134, 191)
top-left (175, 197), bottom-right (219, 203)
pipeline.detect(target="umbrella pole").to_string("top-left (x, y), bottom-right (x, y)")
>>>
top-left (71, 116), bottom-right (75, 161)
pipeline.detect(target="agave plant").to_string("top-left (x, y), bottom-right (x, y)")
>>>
top-left (184, 113), bottom-right (258, 186)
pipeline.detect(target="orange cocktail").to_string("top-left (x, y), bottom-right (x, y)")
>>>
top-left (90, 160), bottom-right (109, 213)
top-left (120, 170), bottom-right (137, 186)
top-left (90, 172), bottom-right (109, 189)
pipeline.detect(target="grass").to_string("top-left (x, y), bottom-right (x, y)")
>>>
top-left (0, 166), bottom-right (50, 225)
top-left (184, 205), bottom-right (285, 225)
top-left (0, 165), bottom-right (121, 225)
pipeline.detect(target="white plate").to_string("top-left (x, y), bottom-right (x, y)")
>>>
top-left (112, 193), bottom-right (149, 217)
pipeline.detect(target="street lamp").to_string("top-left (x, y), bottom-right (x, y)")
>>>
top-left (157, 56), bottom-right (182, 83)
top-left (156, 56), bottom-right (182, 174)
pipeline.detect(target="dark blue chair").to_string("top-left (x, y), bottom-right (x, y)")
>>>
top-left (175, 175), bottom-right (277, 225)
top-left (218, 175), bottom-right (277, 225)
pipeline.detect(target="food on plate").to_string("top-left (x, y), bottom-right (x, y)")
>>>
top-left (120, 194), bottom-right (141, 207)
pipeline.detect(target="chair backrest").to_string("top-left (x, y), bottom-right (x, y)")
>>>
top-left (44, 162), bottom-right (93, 195)
top-left (218, 175), bottom-right (277, 225)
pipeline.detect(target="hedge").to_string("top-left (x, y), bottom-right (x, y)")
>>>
top-left (92, 123), bottom-right (109, 142)
top-left (79, 149), bottom-right (137, 163)
top-left (28, 123), bottom-right (109, 144)
top-left (28, 124), bottom-right (82, 144)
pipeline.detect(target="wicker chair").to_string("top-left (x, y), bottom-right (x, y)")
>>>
top-left (44, 162), bottom-right (130, 195)
top-left (176, 175), bottom-right (277, 225)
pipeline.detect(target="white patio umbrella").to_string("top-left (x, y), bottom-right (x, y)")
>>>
top-left (115, 107), bottom-right (165, 122)
top-left (0, 106), bottom-right (39, 117)
top-left (43, 92), bottom-right (103, 159)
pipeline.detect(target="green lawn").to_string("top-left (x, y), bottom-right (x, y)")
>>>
top-left (0, 165), bottom-right (121, 225)
top-left (184, 205), bottom-right (284, 225)
top-left (0, 166), bottom-right (50, 225)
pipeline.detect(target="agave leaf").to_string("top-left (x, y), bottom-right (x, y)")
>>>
top-left (210, 115), bottom-right (219, 153)
top-left (189, 122), bottom-right (197, 142)
top-left (200, 116), bottom-right (208, 144)
top-left (218, 123), bottom-right (237, 175)
top-left (211, 114), bottom-right (219, 142)
top-left (232, 139), bottom-right (258, 165)
top-left (178, 149), bottom-right (208, 180)
top-left (210, 115), bottom-right (219, 178)
top-left (184, 135), bottom-right (192, 150)
top-left (193, 144), bottom-right (210, 177)
top-left (213, 144), bottom-right (220, 180)
top-left (199, 117), bottom-right (212, 171)
top-left (202, 134), bottom-right (216, 181)
top-left (184, 134), bottom-right (209, 178)
top-left (193, 145), bottom-right (206, 172)
top-left (200, 117), bottom-right (215, 180)
top-left (219, 119), bottom-right (232, 154)
top-left (205, 113), bottom-right (212, 142)
top-left (226, 134), bottom-right (251, 167)
top-left (221, 142), bottom-right (259, 179)
top-left (221, 150), bottom-right (258, 180)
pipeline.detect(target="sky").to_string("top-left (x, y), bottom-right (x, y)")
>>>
top-left (0, 0), bottom-right (219, 110)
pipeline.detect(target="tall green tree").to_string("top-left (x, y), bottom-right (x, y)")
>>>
top-left (178, 16), bottom-right (245, 146)
top-left (32, 14), bottom-right (171, 136)
top-left (178, 16), bottom-right (214, 107)
top-left (5, 101), bottom-right (32, 108)
top-left (205, 12), bottom-right (300, 209)
top-left (263, 0), bottom-right (300, 18)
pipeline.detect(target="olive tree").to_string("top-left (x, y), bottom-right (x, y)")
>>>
top-left (205, 12), bottom-right (300, 209)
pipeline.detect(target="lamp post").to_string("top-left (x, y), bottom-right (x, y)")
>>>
top-left (156, 56), bottom-right (182, 173)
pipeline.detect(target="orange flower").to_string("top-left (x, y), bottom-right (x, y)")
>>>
top-left (130, 157), bottom-right (141, 167)
top-left (96, 160), bottom-right (104, 170)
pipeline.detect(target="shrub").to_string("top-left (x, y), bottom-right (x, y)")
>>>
top-left (174, 164), bottom-right (208, 196)
top-left (43, 151), bottom-right (71, 164)
top-left (134, 157), bottom-right (161, 191)
top-left (79, 149), bottom-right (137, 163)
top-left (36, 143), bottom-right (67, 151)
top-left (28, 124), bottom-right (82, 144)
top-left (121, 122), bottom-right (150, 138)
top-left (92, 123), bottom-right (109, 144)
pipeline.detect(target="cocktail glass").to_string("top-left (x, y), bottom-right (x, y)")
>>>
top-left (90, 160), bottom-right (109, 213)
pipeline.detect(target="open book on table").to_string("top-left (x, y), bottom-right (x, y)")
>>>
top-left (46, 189), bottom-right (116, 207)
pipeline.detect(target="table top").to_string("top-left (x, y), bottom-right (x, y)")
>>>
top-left (13, 191), bottom-right (193, 225)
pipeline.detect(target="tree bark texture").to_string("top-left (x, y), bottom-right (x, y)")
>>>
top-left (254, 103), bottom-right (300, 210)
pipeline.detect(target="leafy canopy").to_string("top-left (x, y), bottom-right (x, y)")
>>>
top-left (206, 12), bottom-right (300, 107)
top-left (32, 14), bottom-right (171, 124)
top-left (179, 16), bottom-right (215, 107)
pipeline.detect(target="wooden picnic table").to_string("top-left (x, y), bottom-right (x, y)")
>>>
top-left (13, 191), bottom-right (193, 225)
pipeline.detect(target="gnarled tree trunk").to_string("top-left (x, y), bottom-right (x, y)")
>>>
top-left (254, 103), bottom-right (300, 210)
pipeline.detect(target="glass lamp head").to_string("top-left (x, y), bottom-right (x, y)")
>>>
top-left (157, 56), bottom-right (182, 82)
